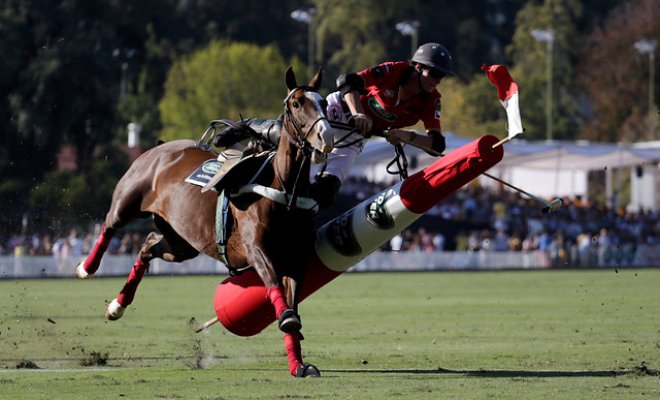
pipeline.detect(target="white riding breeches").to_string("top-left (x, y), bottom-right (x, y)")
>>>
top-left (322, 91), bottom-right (366, 183)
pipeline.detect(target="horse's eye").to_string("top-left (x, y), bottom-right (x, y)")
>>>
top-left (292, 100), bottom-right (300, 109)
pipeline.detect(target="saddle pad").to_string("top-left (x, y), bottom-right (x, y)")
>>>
top-left (185, 159), bottom-right (222, 187)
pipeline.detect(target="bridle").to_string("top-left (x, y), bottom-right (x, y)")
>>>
top-left (282, 86), bottom-right (330, 157)
top-left (274, 86), bottom-right (330, 210)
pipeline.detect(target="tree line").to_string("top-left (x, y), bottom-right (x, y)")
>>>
top-left (0, 0), bottom-right (656, 240)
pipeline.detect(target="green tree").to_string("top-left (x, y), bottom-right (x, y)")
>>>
top-left (577, 0), bottom-right (659, 142)
top-left (507, 0), bottom-right (584, 141)
top-left (28, 144), bottom-right (129, 232)
top-left (158, 41), bottom-right (303, 141)
top-left (0, 0), bottom-right (188, 237)
top-left (313, 0), bottom-right (413, 83)
top-left (0, 1), bottom-right (124, 236)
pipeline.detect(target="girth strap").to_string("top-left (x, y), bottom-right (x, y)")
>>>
top-left (231, 184), bottom-right (319, 213)
top-left (215, 190), bottom-right (230, 266)
top-left (215, 184), bottom-right (318, 275)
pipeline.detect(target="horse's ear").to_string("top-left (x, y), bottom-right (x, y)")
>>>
top-left (285, 66), bottom-right (297, 90)
top-left (309, 67), bottom-right (323, 91)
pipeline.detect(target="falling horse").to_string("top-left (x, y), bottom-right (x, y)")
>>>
top-left (75, 67), bottom-right (333, 377)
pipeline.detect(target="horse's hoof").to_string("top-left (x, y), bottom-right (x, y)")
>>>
top-left (279, 309), bottom-right (302, 333)
top-left (295, 364), bottom-right (320, 378)
top-left (75, 261), bottom-right (90, 279)
top-left (105, 299), bottom-right (125, 320)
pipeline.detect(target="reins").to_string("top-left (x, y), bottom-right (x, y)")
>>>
top-left (327, 121), bottom-right (410, 181)
top-left (386, 143), bottom-right (408, 179)
top-left (274, 86), bottom-right (329, 211)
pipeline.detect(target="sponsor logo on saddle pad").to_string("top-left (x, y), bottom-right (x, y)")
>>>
top-left (185, 159), bottom-right (222, 187)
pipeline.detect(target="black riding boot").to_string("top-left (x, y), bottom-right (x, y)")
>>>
top-left (213, 118), bottom-right (283, 149)
top-left (310, 175), bottom-right (341, 210)
top-left (246, 118), bottom-right (282, 146)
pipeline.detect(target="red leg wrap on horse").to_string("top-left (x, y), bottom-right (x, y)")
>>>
top-left (83, 225), bottom-right (112, 274)
top-left (284, 332), bottom-right (303, 376)
top-left (117, 258), bottom-right (148, 307)
top-left (266, 286), bottom-right (288, 318)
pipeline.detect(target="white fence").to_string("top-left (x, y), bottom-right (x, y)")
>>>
top-left (1, 245), bottom-right (657, 279)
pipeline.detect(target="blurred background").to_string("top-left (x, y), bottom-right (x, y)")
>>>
top-left (0, 0), bottom-right (657, 272)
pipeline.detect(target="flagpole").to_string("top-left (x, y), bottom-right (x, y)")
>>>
top-left (481, 64), bottom-right (523, 151)
top-left (490, 136), bottom-right (511, 150)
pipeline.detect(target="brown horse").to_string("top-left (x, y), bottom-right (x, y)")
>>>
top-left (75, 67), bottom-right (333, 377)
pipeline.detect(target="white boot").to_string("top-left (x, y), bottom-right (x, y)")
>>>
top-left (105, 299), bottom-right (125, 320)
top-left (75, 260), bottom-right (90, 279)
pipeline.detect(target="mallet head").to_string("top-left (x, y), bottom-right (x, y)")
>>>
top-left (542, 198), bottom-right (563, 214)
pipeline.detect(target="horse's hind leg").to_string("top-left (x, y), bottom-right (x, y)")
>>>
top-left (105, 231), bottom-right (161, 320)
top-left (77, 166), bottom-right (153, 279)
top-left (75, 224), bottom-right (116, 278)
top-left (106, 221), bottom-right (199, 320)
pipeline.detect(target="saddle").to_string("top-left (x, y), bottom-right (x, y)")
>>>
top-left (190, 124), bottom-right (320, 273)
top-left (214, 151), bottom-right (274, 195)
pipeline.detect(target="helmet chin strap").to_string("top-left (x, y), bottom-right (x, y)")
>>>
top-left (416, 67), bottom-right (433, 94)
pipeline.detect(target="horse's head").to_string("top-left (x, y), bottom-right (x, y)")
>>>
top-left (283, 66), bottom-right (333, 163)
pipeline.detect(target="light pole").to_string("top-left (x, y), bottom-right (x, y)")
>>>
top-left (291, 8), bottom-right (316, 74)
top-left (113, 48), bottom-right (136, 98)
top-left (395, 21), bottom-right (420, 57)
top-left (532, 28), bottom-right (555, 141)
top-left (634, 38), bottom-right (657, 140)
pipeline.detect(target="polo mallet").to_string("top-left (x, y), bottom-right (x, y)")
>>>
top-left (477, 171), bottom-right (563, 214)
top-left (195, 316), bottom-right (218, 333)
top-left (388, 133), bottom-right (563, 214)
top-left (328, 121), bottom-right (563, 213)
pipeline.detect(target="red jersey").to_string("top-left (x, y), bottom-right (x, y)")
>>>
top-left (356, 61), bottom-right (442, 131)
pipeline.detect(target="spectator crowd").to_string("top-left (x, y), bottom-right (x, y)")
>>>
top-left (335, 177), bottom-right (659, 267)
top-left (3, 176), bottom-right (658, 268)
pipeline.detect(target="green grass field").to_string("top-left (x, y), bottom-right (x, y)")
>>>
top-left (1, 269), bottom-right (658, 399)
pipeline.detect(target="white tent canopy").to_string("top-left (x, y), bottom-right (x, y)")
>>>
top-left (345, 132), bottom-right (660, 210)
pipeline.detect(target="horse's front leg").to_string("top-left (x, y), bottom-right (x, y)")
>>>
top-left (255, 263), bottom-right (302, 333)
top-left (266, 284), bottom-right (319, 377)
top-left (281, 276), bottom-right (320, 378)
top-left (250, 250), bottom-right (319, 377)
top-left (245, 244), bottom-right (298, 331)
top-left (281, 276), bottom-right (303, 331)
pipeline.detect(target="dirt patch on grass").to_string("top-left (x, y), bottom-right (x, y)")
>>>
top-left (80, 351), bottom-right (109, 367)
top-left (16, 360), bottom-right (40, 369)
